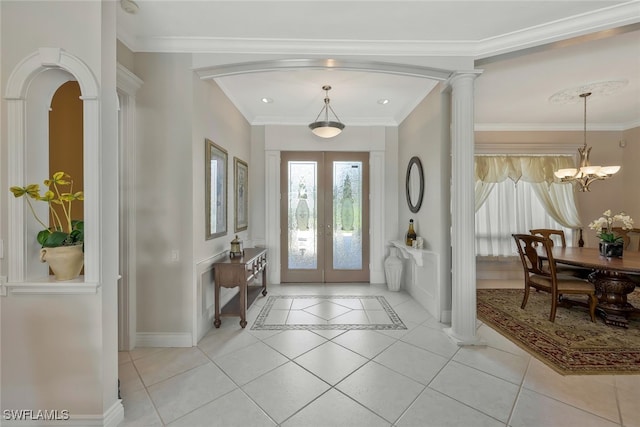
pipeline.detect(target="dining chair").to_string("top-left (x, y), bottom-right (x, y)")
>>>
top-left (529, 229), bottom-right (590, 279)
top-left (611, 227), bottom-right (640, 287)
top-left (611, 227), bottom-right (635, 251)
top-left (512, 233), bottom-right (596, 322)
top-left (529, 228), bottom-right (566, 247)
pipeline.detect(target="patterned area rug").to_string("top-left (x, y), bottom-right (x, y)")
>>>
top-left (252, 295), bottom-right (407, 331)
top-left (477, 288), bottom-right (640, 375)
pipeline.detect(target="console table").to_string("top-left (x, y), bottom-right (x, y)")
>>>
top-left (213, 248), bottom-right (268, 328)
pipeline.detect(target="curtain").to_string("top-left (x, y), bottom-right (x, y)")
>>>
top-left (474, 155), bottom-right (583, 256)
top-left (476, 180), bottom-right (575, 256)
top-left (475, 181), bottom-right (495, 212)
top-left (474, 155), bottom-right (582, 228)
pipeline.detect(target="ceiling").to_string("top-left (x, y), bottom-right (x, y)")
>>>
top-left (117, 1), bottom-right (640, 130)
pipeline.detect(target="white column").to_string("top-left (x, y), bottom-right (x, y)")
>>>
top-left (446, 71), bottom-right (483, 345)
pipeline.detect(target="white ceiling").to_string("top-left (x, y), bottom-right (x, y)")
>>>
top-left (117, 1), bottom-right (640, 130)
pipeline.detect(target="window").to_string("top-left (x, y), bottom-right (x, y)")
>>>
top-left (476, 179), bottom-right (573, 256)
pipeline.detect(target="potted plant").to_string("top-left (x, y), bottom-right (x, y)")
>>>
top-left (10, 172), bottom-right (84, 280)
top-left (588, 209), bottom-right (634, 258)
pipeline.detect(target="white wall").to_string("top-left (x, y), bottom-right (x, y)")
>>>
top-left (191, 75), bottom-right (252, 341)
top-left (398, 82), bottom-right (452, 321)
top-left (131, 53), bottom-right (253, 343)
top-left (133, 53), bottom-right (194, 337)
top-left (622, 127), bottom-right (640, 222)
top-left (192, 77), bottom-right (252, 262)
top-left (0, 0), bottom-right (120, 421)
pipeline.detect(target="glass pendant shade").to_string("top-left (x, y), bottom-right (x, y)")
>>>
top-left (309, 121), bottom-right (345, 138)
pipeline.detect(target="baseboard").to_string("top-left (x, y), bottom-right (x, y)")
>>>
top-left (2, 400), bottom-right (123, 426)
top-left (103, 400), bottom-right (125, 427)
top-left (370, 270), bottom-right (385, 284)
top-left (135, 332), bottom-right (192, 347)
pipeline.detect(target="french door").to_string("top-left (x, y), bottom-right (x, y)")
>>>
top-left (280, 151), bottom-right (369, 283)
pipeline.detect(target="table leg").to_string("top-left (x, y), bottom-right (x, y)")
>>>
top-left (239, 281), bottom-right (247, 328)
top-left (214, 274), bottom-right (221, 328)
top-left (588, 271), bottom-right (638, 328)
top-left (262, 265), bottom-right (268, 296)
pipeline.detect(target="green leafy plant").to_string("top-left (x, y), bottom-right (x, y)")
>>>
top-left (588, 209), bottom-right (634, 243)
top-left (10, 172), bottom-right (84, 248)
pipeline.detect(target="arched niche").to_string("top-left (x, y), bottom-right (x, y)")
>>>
top-left (5, 48), bottom-right (99, 287)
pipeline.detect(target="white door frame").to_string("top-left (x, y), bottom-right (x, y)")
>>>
top-left (116, 64), bottom-right (143, 351)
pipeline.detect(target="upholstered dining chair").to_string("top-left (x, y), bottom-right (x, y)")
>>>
top-left (512, 233), bottom-right (597, 322)
top-left (529, 229), bottom-right (590, 279)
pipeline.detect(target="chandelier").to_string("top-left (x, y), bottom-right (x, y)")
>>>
top-left (554, 92), bottom-right (620, 191)
top-left (309, 85), bottom-right (345, 138)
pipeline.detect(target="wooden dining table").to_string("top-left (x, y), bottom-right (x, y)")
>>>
top-left (542, 247), bottom-right (640, 327)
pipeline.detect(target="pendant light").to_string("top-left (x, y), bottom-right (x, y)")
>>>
top-left (554, 92), bottom-right (620, 191)
top-left (309, 85), bottom-right (345, 138)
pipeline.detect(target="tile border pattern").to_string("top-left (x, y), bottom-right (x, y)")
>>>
top-left (251, 295), bottom-right (407, 330)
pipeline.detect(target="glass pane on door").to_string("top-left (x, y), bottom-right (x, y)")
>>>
top-left (332, 161), bottom-right (363, 270)
top-left (287, 161), bottom-right (317, 270)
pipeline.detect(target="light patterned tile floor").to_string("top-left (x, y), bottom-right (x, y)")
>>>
top-left (119, 282), bottom-right (640, 426)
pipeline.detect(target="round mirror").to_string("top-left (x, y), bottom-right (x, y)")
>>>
top-left (405, 156), bottom-right (424, 213)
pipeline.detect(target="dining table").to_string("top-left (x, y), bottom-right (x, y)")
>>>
top-left (542, 247), bottom-right (640, 327)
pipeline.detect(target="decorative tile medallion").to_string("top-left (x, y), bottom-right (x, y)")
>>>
top-left (251, 295), bottom-right (407, 330)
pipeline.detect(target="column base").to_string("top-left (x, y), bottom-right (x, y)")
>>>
top-left (444, 327), bottom-right (486, 347)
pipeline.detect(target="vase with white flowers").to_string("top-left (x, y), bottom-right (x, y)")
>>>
top-left (588, 210), bottom-right (634, 258)
top-left (10, 172), bottom-right (84, 280)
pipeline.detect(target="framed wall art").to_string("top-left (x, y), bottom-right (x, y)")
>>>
top-left (205, 139), bottom-right (228, 239)
top-left (234, 157), bottom-right (248, 232)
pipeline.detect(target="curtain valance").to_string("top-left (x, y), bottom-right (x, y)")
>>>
top-left (474, 155), bottom-right (582, 229)
top-left (475, 155), bottom-right (575, 185)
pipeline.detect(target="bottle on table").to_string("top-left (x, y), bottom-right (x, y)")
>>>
top-left (406, 219), bottom-right (417, 246)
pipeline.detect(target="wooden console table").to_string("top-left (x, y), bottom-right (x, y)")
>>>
top-left (213, 248), bottom-right (267, 328)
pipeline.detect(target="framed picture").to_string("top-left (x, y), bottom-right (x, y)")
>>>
top-left (205, 139), bottom-right (228, 239)
top-left (234, 157), bottom-right (249, 232)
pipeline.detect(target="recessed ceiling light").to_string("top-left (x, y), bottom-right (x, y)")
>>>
top-left (377, 99), bottom-right (390, 105)
top-left (120, 0), bottom-right (139, 14)
top-left (261, 97), bottom-right (273, 104)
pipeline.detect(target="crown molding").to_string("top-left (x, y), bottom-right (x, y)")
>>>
top-left (474, 142), bottom-right (581, 155)
top-left (117, 2), bottom-right (640, 59)
top-left (475, 1), bottom-right (640, 59)
top-left (251, 116), bottom-right (398, 127)
top-left (126, 36), bottom-right (478, 56)
top-left (475, 122), bottom-right (640, 132)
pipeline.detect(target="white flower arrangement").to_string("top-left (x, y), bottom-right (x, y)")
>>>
top-left (588, 210), bottom-right (634, 243)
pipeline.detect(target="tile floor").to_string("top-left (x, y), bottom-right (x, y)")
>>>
top-left (118, 282), bottom-right (640, 427)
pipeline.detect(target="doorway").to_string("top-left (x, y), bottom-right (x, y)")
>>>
top-left (280, 151), bottom-right (370, 283)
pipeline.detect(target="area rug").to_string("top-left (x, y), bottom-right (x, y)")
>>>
top-left (477, 288), bottom-right (640, 375)
top-left (252, 295), bottom-right (407, 331)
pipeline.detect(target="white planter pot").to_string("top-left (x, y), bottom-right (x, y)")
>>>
top-left (384, 247), bottom-right (403, 291)
top-left (40, 244), bottom-right (84, 281)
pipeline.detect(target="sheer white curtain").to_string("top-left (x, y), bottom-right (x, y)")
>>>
top-left (474, 155), bottom-right (583, 256)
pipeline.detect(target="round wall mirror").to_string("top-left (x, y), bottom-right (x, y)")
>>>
top-left (405, 156), bottom-right (424, 213)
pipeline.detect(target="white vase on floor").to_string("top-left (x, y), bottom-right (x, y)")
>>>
top-left (384, 247), bottom-right (403, 291)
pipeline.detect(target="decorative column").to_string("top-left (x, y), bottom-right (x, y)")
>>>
top-left (446, 71), bottom-right (483, 345)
